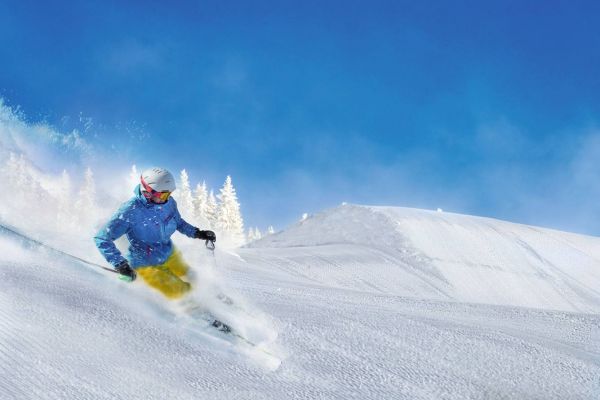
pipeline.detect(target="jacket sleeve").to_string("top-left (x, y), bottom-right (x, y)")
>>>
top-left (173, 201), bottom-right (198, 238)
top-left (94, 204), bottom-right (132, 267)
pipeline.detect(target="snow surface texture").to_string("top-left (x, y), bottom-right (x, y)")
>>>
top-left (1, 204), bottom-right (599, 399)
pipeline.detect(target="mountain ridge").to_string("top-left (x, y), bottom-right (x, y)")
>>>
top-left (244, 204), bottom-right (600, 313)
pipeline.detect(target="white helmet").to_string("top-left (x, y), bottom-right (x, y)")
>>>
top-left (140, 167), bottom-right (176, 192)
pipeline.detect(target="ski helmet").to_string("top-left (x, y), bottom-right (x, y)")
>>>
top-left (140, 167), bottom-right (176, 193)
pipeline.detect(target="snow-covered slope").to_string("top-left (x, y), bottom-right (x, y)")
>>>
top-left (248, 204), bottom-right (600, 313)
top-left (2, 205), bottom-right (600, 399)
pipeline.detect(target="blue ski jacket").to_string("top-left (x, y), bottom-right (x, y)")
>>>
top-left (94, 185), bottom-right (197, 268)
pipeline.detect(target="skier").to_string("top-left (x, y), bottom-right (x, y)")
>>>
top-left (94, 167), bottom-right (216, 300)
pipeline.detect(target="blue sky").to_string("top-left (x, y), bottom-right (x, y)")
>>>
top-left (2, 1), bottom-right (600, 234)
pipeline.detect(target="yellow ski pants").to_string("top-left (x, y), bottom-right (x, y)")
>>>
top-left (136, 250), bottom-right (192, 299)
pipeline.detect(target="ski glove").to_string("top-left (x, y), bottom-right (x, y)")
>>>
top-left (115, 260), bottom-right (136, 282)
top-left (195, 229), bottom-right (216, 242)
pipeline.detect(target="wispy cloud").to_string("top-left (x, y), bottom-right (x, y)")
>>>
top-left (466, 120), bottom-right (600, 235)
top-left (248, 118), bottom-right (600, 236)
top-left (530, 129), bottom-right (600, 234)
top-left (101, 39), bottom-right (165, 75)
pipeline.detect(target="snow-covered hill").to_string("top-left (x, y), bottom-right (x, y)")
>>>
top-left (1, 204), bottom-right (599, 399)
top-left (248, 204), bottom-right (600, 313)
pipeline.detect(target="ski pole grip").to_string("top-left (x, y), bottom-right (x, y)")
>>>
top-left (205, 239), bottom-right (215, 250)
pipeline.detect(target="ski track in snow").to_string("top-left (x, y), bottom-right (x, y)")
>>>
top-left (1, 204), bottom-right (600, 399)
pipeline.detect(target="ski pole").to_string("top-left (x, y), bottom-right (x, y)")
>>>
top-left (206, 239), bottom-right (217, 260)
top-left (205, 239), bottom-right (218, 268)
top-left (51, 249), bottom-right (132, 281)
top-left (205, 239), bottom-right (216, 251)
top-left (39, 245), bottom-right (132, 280)
top-left (0, 223), bottom-right (129, 278)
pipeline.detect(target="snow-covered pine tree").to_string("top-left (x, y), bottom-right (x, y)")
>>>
top-left (247, 228), bottom-right (256, 242)
top-left (75, 167), bottom-right (96, 209)
top-left (267, 225), bottom-right (275, 235)
top-left (56, 169), bottom-right (74, 229)
top-left (215, 175), bottom-right (245, 246)
top-left (246, 227), bottom-right (263, 243)
top-left (74, 167), bottom-right (97, 229)
top-left (193, 181), bottom-right (210, 228)
top-left (177, 169), bottom-right (195, 221)
top-left (7, 153), bottom-right (45, 204)
top-left (2, 153), bottom-right (66, 233)
top-left (206, 189), bottom-right (218, 228)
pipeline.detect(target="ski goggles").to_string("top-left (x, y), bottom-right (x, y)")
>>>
top-left (141, 177), bottom-right (172, 202)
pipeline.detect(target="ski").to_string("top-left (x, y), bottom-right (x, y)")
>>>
top-left (182, 304), bottom-right (277, 357)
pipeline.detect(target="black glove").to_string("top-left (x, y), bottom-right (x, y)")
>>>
top-left (115, 260), bottom-right (136, 282)
top-left (195, 229), bottom-right (216, 242)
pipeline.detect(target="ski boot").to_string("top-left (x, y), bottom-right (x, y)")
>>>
top-left (212, 319), bottom-right (232, 333)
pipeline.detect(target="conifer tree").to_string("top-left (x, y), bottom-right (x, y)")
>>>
top-left (74, 167), bottom-right (97, 228)
top-left (193, 181), bottom-right (209, 228)
top-left (56, 169), bottom-right (74, 228)
top-left (247, 228), bottom-right (256, 242)
top-left (216, 175), bottom-right (245, 246)
top-left (7, 153), bottom-right (45, 204)
top-left (76, 168), bottom-right (96, 209)
top-left (2, 153), bottom-right (61, 232)
top-left (177, 169), bottom-right (195, 221)
top-left (206, 189), bottom-right (218, 228)
top-left (2, 153), bottom-right (58, 231)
